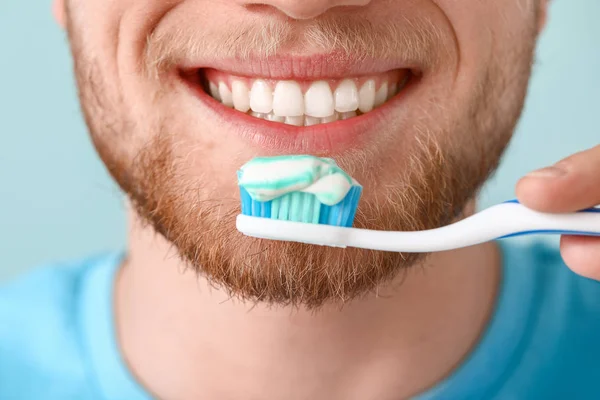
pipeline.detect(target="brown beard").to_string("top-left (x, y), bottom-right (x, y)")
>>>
top-left (67, 6), bottom-right (538, 308)
top-left (94, 125), bottom-right (508, 308)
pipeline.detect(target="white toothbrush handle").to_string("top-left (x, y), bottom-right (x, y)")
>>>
top-left (236, 201), bottom-right (600, 252)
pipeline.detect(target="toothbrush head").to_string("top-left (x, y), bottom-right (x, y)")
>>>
top-left (237, 155), bottom-right (362, 228)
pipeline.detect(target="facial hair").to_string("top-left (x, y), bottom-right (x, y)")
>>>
top-left (66, 5), bottom-right (539, 308)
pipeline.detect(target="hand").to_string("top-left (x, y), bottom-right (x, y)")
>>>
top-left (516, 145), bottom-right (600, 281)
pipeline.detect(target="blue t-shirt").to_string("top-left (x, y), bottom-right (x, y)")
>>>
top-left (1, 240), bottom-right (600, 399)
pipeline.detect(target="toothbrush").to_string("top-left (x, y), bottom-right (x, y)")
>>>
top-left (236, 200), bottom-right (600, 252)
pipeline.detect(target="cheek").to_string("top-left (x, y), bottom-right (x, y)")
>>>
top-left (432, 0), bottom-right (539, 137)
top-left (69, 0), bottom-right (185, 125)
top-left (117, 1), bottom-right (185, 75)
top-left (435, 0), bottom-right (537, 84)
top-left (53, 0), bottom-right (66, 27)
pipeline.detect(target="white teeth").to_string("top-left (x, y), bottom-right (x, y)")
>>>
top-left (304, 81), bottom-right (335, 118)
top-left (321, 114), bottom-right (338, 123)
top-left (339, 111), bottom-right (357, 120)
top-left (248, 111), bottom-right (285, 123)
top-left (374, 82), bottom-right (388, 108)
top-left (250, 80), bottom-right (273, 113)
top-left (388, 82), bottom-right (398, 101)
top-left (304, 116), bottom-right (321, 126)
top-left (207, 74), bottom-right (404, 126)
top-left (232, 80), bottom-right (250, 112)
top-left (218, 82), bottom-right (233, 107)
top-left (266, 113), bottom-right (285, 123)
top-left (358, 80), bottom-right (376, 113)
top-left (209, 82), bottom-right (221, 101)
top-left (334, 79), bottom-right (359, 113)
top-left (273, 81), bottom-right (304, 117)
top-left (285, 116), bottom-right (304, 126)
top-left (251, 113), bottom-right (339, 126)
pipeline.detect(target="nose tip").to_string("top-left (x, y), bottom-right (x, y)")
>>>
top-left (248, 0), bottom-right (372, 20)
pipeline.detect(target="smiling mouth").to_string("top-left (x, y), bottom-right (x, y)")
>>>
top-left (188, 68), bottom-right (413, 127)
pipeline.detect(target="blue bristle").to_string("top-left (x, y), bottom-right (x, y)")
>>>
top-left (346, 187), bottom-right (361, 227)
top-left (239, 186), bottom-right (271, 218)
top-left (337, 197), bottom-right (348, 227)
top-left (317, 185), bottom-right (362, 227)
top-left (238, 174), bottom-right (362, 227)
top-left (263, 200), bottom-right (271, 218)
top-left (341, 186), bottom-right (361, 227)
top-left (319, 203), bottom-right (331, 224)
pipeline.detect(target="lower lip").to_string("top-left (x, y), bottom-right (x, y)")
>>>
top-left (180, 71), bottom-right (418, 154)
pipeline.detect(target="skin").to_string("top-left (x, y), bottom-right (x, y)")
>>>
top-left (62, 0), bottom-right (538, 306)
top-left (51, 0), bottom-right (599, 398)
top-left (517, 145), bottom-right (600, 281)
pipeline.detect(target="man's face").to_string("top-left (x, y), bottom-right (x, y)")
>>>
top-left (63, 0), bottom-right (544, 306)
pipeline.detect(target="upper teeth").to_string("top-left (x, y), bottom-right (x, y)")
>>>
top-left (206, 72), bottom-right (405, 126)
top-left (273, 81), bottom-right (304, 117)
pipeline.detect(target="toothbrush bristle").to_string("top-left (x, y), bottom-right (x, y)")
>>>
top-left (239, 186), bottom-right (361, 228)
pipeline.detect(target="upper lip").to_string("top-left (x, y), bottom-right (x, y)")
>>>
top-left (180, 52), bottom-right (419, 80)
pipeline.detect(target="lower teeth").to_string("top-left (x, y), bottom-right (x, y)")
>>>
top-left (248, 111), bottom-right (363, 126)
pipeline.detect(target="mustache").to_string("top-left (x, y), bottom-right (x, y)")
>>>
top-left (145, 14), bottom-right (446, 76)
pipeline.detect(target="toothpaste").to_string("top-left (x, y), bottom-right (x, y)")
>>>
top-left (238, 155), bottom-right (355, 206)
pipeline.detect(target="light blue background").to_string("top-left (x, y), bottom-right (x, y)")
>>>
top-left (0, 1), bottom-right (598, 281)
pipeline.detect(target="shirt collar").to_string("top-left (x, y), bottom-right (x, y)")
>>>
top-left (76, 241), bottom-right (539, 400)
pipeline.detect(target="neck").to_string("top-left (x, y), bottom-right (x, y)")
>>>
top-left (116, 202), bottom-right (500, 400)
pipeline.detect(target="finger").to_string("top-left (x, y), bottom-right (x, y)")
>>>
top-left (516, 144), bottom-right (600, 213)
top-left (560, 235), bottom-right (600, 281)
